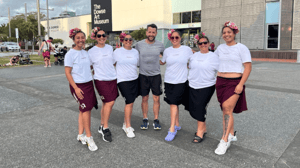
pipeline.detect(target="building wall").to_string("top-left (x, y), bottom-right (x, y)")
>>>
top-left (171, 0), bottom-right (201, 13)
top-left (292, 0), bottom-right (300, 49)
top-left (201, 0), bottom-right (265, 50)
top-left (41, 15), bottom-right (91, 47)
top-left (280, 0), bottom-right (293, 50)
top-left (111, 0), bottom-right (172, 31)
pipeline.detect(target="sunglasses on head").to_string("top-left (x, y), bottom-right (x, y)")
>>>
top-left (197, 41), bottom-right (208, 45)
top-left (124, 38), bottom-right (133, 42)
top-left (171, 36), bottom-right (180, 40)
top-left (97, 34), bottom-right (106, 38)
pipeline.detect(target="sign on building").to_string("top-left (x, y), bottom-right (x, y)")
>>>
top-left (91, 0), bottom-right (112, 32)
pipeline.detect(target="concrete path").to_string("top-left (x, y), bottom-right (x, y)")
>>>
top-left (0, 62), bottom-right (299, 167)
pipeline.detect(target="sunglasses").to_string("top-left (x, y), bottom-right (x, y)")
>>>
top-left (97, 34), bottom-right (106, 38)
top-left (197, 41), bottom-right (208, 45)
top-left (170, 36), bottom-right (180, 40)
top-left (124, 38), bottom-right (133, 42)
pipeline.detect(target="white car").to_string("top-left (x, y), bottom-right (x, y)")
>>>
top-left (0, 42), bottom-right (21, 52)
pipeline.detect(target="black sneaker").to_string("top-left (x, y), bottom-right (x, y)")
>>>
top-left (98, 125), bottom-right (112, 142)
top-left (153, 119), bottom-right (161, 130)
top-left (140, 119), bottom-right (149, 130)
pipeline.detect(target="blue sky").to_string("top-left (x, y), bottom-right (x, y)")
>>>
top-left (0, 0), bottom-right (91, 25)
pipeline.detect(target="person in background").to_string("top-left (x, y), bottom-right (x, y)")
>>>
top-left (214, 21), bottom-right (252, 155)
top-left (210, 42), bottom-right (215, 52)
top-left (38, 37), bottom-right (54, 68)
top-left (64, 28), bottom-right (98, 151)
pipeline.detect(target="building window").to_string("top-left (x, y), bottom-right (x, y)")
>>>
top-left (192, 11), bottom-right (201, 23)
top-left (173, 13), bottom-right (181, 24)
top-left (182, 12), bottom-right (191, 24)
top-left (173, 10), bottom-right (201, 24)
top-left (267, 24), bottom-right (279, 48)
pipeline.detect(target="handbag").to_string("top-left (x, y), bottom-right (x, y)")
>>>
top-left (42, 41), bottom-right (50, 57)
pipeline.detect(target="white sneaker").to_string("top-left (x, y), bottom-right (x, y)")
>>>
top-left (77, 134), bottom-right (86, 145)
top-left (123, 123), bottom-right (134, 131)
top-left (215, 139), bottom-right (230, 155)
top-left (123, 126), bottom-right (135, 138)
top-left (86, 136), bottom-right (98, 151)
top-left (228, 133), bottom-right (237, 142)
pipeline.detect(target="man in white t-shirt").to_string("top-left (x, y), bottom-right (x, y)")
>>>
top-left (135, 24), bottom-right (165, 130)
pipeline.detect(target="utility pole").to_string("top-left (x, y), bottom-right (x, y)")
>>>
top-left (25, 3), bottom-right (27, 22)
top-left (46, 0), bottom-right (50, 37)
top-left (36, 0), bottom-right (41, 51)
top-left (8, 7), bottom-right (11, 37)
top-left (25, 3), bottom-right (28, 50)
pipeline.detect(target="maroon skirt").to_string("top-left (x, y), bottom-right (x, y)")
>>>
top-left (70, 81), bottom-right (98, 112)
top-left (94, 79), bottom-right (119, 103)
top-left (216, 76), bottom-right (247, 113)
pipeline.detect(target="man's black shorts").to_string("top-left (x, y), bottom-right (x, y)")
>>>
top-left (139, 74), bottom-right (162, 96)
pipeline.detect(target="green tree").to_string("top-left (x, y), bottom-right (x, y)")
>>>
top-left (85, 35), bottom-right (97, 45)
top-left (52, 38), bottom-right (64, 45)
top-left (130, 28), bottom-right (147, 41)
top-left (0, 13), bottom-right (45, 41)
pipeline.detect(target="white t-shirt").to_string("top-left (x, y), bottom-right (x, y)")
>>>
top-left (214, 43), bottom-right (252, 73)
top-left (188, 51), bottom-right (219, 89)
top-left (88, 45), bottom-right (117, 81)
top-left (113, 47), bottom-right (139, 83)
top-left (161, 45), bottom-right (193, 84)
top-left (64, 49), bottom-right (93, 84)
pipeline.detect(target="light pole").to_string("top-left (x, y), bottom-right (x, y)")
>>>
top-left (37, 0), bottom-right (41, 49)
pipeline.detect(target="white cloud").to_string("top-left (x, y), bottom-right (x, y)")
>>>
top-left (0, 0), bottom-right (91, 25)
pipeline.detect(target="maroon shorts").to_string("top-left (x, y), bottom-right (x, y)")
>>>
top-left (216, 76), bottom-right (247, 113)
top-left (70, 81), bottom-right (98, 112)
top-left (94, 79), bottom-right (119, 103)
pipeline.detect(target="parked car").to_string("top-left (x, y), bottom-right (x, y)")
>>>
top-left (0, 42), bottom-right (21, 52)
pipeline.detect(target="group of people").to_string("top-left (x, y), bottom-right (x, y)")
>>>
top-left (64, 21), bottom-right (252, 155)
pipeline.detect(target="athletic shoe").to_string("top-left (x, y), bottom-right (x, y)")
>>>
top-left (228, 131), bottom-right (237, 142)
top-left (98, 125), bottom-right (112, 142)
top-left (48, 65), bottom-right (51, 67)
top-left (123, 126), bottom-right (135, 138)
top-left (175, 125), bottom-right (181, 131)
top-left (153, 119), bottom-right (161, 130)
top-left (44, 66), bottom-right (47, 68)
top-left (140, 119), bottom-right (149, 130)
top-left (77, 134), bottom-right (86, 145)
top-left (123, 123), bottom-right (134, 131)
top-left (215, 139), bottom-right (230, 155)
top-left (86, 136), bottom-right (98, 151)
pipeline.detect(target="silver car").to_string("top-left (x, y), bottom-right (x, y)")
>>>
top-left (0, 42), bottom-right (21, 52)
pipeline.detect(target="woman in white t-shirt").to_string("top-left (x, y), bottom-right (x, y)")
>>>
top-left (160, 30), bottom-right (193, 141)
top-left (186, 33), bottom-right (219, 143)
top-left (88, 27), bottom-right (118, 143)
top-left (64, 28), bottom-right (98, 152)
top-left (214, 21), bottom-right (252, 155)
top-left (113, 34), bottom-right (139, 138)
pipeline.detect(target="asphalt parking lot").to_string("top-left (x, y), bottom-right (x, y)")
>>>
top-left (0, 62), bottom-right (299, 168)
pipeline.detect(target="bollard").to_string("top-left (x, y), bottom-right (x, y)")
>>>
top-left (298, 50), bottom-right (300, 63)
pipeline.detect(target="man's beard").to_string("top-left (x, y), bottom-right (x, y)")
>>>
top-left (147, 36), bottom-right (155, 42)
